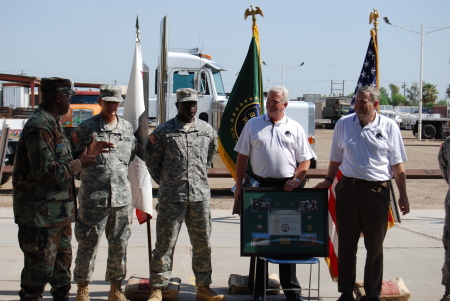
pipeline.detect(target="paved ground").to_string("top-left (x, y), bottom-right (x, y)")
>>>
top-left (0, 128), bottom-right (447, 300)
top-left (0, 208), bottom-right (444, 300)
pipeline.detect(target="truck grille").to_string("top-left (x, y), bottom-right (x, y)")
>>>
top-left (72, 109), bottom-right (93, 126)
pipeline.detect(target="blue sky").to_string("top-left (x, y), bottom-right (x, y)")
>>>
top-left (1, 0), bottom-right (449, 100)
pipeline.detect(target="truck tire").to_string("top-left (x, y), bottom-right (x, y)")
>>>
top-left (412, 123), bottom-right (418, 137)
top-left (422, 124), bottom-right (436, 139)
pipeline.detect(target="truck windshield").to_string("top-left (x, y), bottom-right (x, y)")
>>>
top-left (70, 95), bottom-right (99, 104)
top-left (172, 72), bottom-right (195, 93)
top-left (212, 70), bottom-right (226, 96)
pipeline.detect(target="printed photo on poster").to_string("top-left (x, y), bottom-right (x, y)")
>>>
top-left (251, 198), bottom-right (270, 212)
top-left (299, 233), bottom-right (318, 247)
top-left (251, 233), bottom-right (270, 246)
top-left (298, 199), bottom-right (318, 212)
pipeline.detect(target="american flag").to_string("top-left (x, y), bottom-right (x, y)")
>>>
top-left (325, 171), bottom-right (342, 282)
top-left (325, 29), bottom-right (396, 281)
top-left (348, 30), bottom-right (377, 114)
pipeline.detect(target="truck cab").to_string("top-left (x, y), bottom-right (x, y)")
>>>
top-left (157, 49), bottom-right (228, 131)
top-left (60, 89), bottom-right (102, 136)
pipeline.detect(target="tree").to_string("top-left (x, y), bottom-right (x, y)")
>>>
top-left (389, 83), bottom-right (400, 96)
top-left (388, 83), bottom-right (406, 106)
top-left (391, 94), bottom-right (407, 106)
top-left (406, 82), bottom-right (420, 105)
top-left (422, 82), bottom-right (439, 104)
top-left (446, 84), bottom-right (450, 100)
top-left (379, 87), bottom-right (390, 105)
top-left (437, 99), bottom-right (449, 106)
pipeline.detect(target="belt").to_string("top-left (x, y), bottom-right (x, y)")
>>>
top-left (252, 173), bottom-right (292, 185)
top-left (342, 175), bottom-right (388, 187)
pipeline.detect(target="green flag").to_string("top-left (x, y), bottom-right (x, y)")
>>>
top-left (218, 34), bottom-right (264, 179)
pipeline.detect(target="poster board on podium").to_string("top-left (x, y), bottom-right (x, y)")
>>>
top-left (240, 187), bottom-right (329, 258)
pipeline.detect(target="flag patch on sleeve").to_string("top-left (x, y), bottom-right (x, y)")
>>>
top-left (70, 131), bottom-right (81, 144)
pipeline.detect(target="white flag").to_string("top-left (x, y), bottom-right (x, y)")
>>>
top-left (124, 38), bottom-right (153, 219)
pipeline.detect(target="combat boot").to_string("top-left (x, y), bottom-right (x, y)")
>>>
top-left (108, 280), bottom-right (128, 301)
top-left (147, 287), bottom-right (163, 301)
top-left (440, 285), bottom-right (450, 301)
top-left (19, 289), bottom-right (42, 301)
top-left (196, 286), bottom-right (226, 301)
top-left (76, 282), bottom-right (90, 301)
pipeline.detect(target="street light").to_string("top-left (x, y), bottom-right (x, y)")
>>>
top-left (262, 61), bottom-right (304, 87)
top-left (384, 16), bottom-right (450, 141)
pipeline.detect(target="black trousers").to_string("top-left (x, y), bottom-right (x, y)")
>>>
top-left (335, 175), bottom-right (390, 298)
top-left (248, 177), bottom-right (301, 297)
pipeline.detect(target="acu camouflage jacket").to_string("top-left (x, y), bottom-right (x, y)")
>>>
top-left (69, 114), bottom-right (136, 207)
top-left (439, 137), bottom-right (450, 205)
top-left (146, 117), bottom-right (217, 203)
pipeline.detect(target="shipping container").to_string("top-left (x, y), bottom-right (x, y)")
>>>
top-left (2, 86), bottom-right (30, 108)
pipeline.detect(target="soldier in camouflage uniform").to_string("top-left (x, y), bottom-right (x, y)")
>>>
top-left (439, 137), bottom-right (450, 301)
top-left (69, 85), bottom-right (136, 301)
top-left (13, 77), bottom-right (109, 301)
top-left (145, 88), bottom-right (224, 301)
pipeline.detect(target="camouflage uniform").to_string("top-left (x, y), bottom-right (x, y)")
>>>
top-left (439, 137), bottom-right (450, 287)
top-left (145, 117), bottom-right (217, 287)
top-left (69, 114), bottom-right (136, 282)
top-left (13, 104), bottom-right (81, 301)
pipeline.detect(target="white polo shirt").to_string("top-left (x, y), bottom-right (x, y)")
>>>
top-left (330, 112), bottom-right (407, 181)
top-left (234, 114), bottom-right (315, 178)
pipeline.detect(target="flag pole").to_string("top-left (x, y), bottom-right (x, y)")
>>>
top-left (369, 9), bottom-right (379, 91)
top-left (136, 15), bottom-right (153, 269)
top-left (370, 10), bottom-right (400, 225)
top-left (131, 15), bottom-right (153, 274)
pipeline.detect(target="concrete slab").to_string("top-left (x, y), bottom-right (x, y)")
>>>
top-left (0, 208), bottom-right (445, 300)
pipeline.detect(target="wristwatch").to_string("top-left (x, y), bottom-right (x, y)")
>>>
top-left (293, 178), bottom-right (301, 184)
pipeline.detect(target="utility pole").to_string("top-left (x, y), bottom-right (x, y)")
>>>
top-left (384, 17), bottom-right (450, 141)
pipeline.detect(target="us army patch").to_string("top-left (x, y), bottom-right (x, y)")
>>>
top-left (149, 133), bottom-right (158, 145)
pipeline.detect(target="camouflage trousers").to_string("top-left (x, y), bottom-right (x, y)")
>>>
top-left (443, 205), bottom-right (450, 286)
top-left (151, 201), bottom-right (212, 287)
top-left (18, 224), bottom-right (72, 301)
top-left (73, 205), bottom-right (132, 282)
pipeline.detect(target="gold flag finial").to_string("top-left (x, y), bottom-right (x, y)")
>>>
top-left (244, 5), bottom-right (264, 26)
top-left (369, 9), bottom-right (379, 31)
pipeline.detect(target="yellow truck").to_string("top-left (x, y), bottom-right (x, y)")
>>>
top-left (60, 89), bottom-right (102, 136)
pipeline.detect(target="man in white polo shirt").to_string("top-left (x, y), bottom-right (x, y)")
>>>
top-left (234, 86), bottom-right (315, 301)
top-left (314, 86), bottom-right (410, 301)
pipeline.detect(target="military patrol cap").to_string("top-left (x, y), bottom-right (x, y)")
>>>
top-left (41, 77), bottom-right (76, 95)
top-left (99, 84), bottom-right (124, 103)
top-left (176, 88), bottom-right (198, 102)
